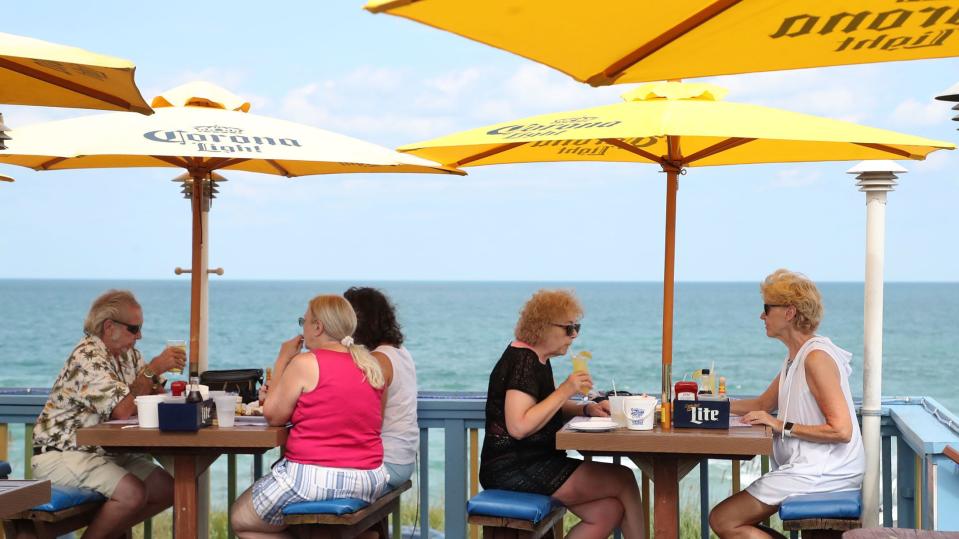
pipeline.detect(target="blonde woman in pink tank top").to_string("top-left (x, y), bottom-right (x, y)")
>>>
top-left (230, 295), bottom-right (390, 538)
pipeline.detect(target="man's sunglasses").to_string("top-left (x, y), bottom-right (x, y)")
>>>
top-left (110, 319), bottom-right (141, 334)
top-left (763, 304), bottom-right (787, 315)
top-left (551, 323), bottom-right (581, 337)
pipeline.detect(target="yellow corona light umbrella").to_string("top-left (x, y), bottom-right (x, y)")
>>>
top-left (366, 0), bottom-right (959, 86)
top-left (0, 31), bottom-right (151, 112)
top-left (0, 80), bottom-right (462, 386)
top-left (397, 80), bottom-right (952, 443)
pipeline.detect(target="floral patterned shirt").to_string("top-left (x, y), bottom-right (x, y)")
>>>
top-left (33, 335), bottom-right (149, 454)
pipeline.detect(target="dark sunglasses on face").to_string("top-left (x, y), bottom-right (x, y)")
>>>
top-left (551, 322), bottom-right (581, 337)
top-left (763, 304), bottom-right (787, 315)
top-left (298, 317), bottom-right (305, 327)
top-left (110, 319), bottom-right (141, 334)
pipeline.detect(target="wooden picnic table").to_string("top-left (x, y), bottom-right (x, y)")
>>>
top-left (77, 422), bottom-right (287, 538)
top-left (556, 422), bottom-right (773, 539)
top-left (0, 479), bottom-right (51, 518)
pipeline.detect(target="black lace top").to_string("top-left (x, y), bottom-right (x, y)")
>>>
top-left (479, 345), bottom-right (581, 494)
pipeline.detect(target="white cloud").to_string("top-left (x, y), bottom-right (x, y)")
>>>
top-left (762, 168), bottom-right (823, 190)
top-left (912, 147), bottom-right (958, 173)
top-left (890, 98), bottom-right (954, 127)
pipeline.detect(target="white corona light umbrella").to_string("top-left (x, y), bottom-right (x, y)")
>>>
top-left (0, 81), bottom-right (463, 379)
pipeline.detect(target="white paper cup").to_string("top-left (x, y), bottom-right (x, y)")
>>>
top-left (198, 384), bottom-right (210, 400)
top-left (609, 395), bottom-right (627, 427)
top-left (135, 395), bottom-right (165, 428)
top-left (622, 395), bottom-right (658, 431)
top-left (214, 395), bottom-right (237, 427)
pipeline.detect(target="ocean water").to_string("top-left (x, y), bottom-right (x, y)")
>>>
top-left (2, 279), bottom-right (957, 511)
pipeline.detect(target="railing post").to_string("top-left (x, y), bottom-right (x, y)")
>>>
top-left (731, 460), bottom-right (740, 493)
top-left (228, 454), bottom-right (237, 539)
top-left (897, 436), bottom-right (917, 527)
top-left (24, 424), bottom-right (33, 479)
top-left (882, 435), bottom-right (893, 527)
top-left (445, 419), bottom-right (467, 539)
top-left (420, 428), bottom-right (430, 539)
top-left (469, 428), bottom-right (479, 539)
top-left (0, 423), bottom-right (8, 463)
top-left (699, 459), bottom-right (709, 539)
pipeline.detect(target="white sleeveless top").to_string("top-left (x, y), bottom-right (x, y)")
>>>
top-left (376, 345), bottom-right (419, 465)
top-left (774, 336), bottom-right (865, 480)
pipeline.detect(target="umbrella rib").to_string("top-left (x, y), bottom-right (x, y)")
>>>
top-left (365, 0), bottom-right (418, 12)
top-left (683, 137), bottom-right (756, 164)
top-left (586, 0), bottom-right (743, 86)
top-left (37, 157), bottom-right (68, 170)
top-left (265, 159), bottom-right (292, 177)
top-left (0, 58), bottom-right (140, 112)
top-left (454, 142), bottom-right (527, 167)
top-left (154, 156), bottom-right (193, 168)
top-left (854, 142), bottom-right (920, 160)
top-left (601, 138), bottom-right (664, 165)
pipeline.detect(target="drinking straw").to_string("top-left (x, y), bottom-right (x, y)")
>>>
top-left (710, 360), bottom-right (716, 395)
top-left (612, 378), bottom-right (617, 395)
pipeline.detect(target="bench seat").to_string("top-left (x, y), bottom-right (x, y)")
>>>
top-left (3, 485), bottom-right (115, 539)
top-left (283, 480), bottom-right (411, 539)
top-left (780, 490), bottom-right (862, 539)
top-left (467, 490), bottom-right (566, 539)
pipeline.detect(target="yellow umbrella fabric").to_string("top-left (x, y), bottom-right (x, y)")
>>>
top-left (0, 81), bottom-right (463, 379)
top-left (397, 81), bottom-right (954, 436)
top-left (0, 31), bottom-right (152, 113)
top-left (366, 0), bottom-right (959, 86)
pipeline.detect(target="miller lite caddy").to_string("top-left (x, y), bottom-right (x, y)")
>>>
top-left (673, 393), bottom-right (730, 429)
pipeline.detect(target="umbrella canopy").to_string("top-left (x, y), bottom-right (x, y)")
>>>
top-left (395, 80), bottom-right (953, 435)
top-left (366, 0), bottom-right (959, 86)
top-left (0, 81), bottom-right (463, 379)
top-left (0, 31), bottom-right (151, 113)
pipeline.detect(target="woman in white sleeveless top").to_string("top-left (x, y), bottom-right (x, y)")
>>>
top-left (710, 269), bottom-right (865, 539)
top-left (345, 287), bottom-right (419, 487)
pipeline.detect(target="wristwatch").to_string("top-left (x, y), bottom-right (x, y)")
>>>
top-left (782, 421), bottom-right (795, 438)
top-left (141, 366), bottom-right (157, 381)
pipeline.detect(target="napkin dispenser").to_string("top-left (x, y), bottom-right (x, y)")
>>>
top-left (158, 400), bottom-right (214, 432)
top-left (673, 397), bottom-right (729, 429)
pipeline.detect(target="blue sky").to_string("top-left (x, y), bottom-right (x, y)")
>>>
top-left (2, 2), bottom-right (959, 282)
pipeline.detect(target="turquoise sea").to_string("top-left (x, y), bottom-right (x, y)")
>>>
top-left (2, 279), bottom-right (958, 512)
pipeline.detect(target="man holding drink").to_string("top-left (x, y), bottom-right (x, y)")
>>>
top-left (31, 289), bottom-right (186, 538)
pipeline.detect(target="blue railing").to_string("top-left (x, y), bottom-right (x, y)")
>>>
top-left (2, 389), bottom-right (959, 538)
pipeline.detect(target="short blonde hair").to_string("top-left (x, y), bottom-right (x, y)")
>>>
top-left (514, 289), bottom-right (583, 345)
top-left (84, 290), bottom-right (140, 336)
top-left (307, 295), bottom-right (384, 389)
top-left (760, 269), bottom-right (823, 333)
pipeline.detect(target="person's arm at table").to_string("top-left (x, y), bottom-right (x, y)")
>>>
top-left (110, 347), bottom-right (185, 420)
top-left (729, 375), bottom-right (779, 416)
top-left (744, 351), bottom-right (853, 443)
top-left (504, 370), bottom-right (591, 439)
top-left (263, 336), bottom-right (312, 426)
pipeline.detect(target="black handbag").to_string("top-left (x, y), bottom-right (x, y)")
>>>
top-left (199, 369), bottom-right (263, 403)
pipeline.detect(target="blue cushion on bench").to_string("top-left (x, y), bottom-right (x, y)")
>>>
top-left (283, 498), bottom-right (369, 516)
top-left (467, 490), bottom-right (559, 524)
top-left (0, 460), bottom-right (11, 479)
top-left (32, 485), bottom-right (105, 512)
top-left (779, 490), bottom-right (862, 521)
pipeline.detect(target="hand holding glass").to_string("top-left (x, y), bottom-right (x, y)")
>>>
top-left (571, 350), bottom-right (593, 404)
top-left (166, 340), bottom-right (186, 374)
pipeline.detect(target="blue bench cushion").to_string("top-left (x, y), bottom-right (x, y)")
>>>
top-left (779, 490), bottom-right (862, 521)
top-left (0, 460), bottom-right (11, 479)
top-left (467, 490), bottom-right (559, 524)
top-left (32, 485), bottom-right (105, 512)
top-left (283, 498), bottom-right (369, 516)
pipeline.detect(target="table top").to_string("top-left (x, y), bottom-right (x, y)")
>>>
top-left (77, 424), bottom-right (288, 453)
top-left (0, 479), bottom-right (51, 517)
top-left (556, 423), bottom-right (773, 458)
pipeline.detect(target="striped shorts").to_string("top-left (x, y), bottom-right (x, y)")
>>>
top-left (252, 458), bottom-right (389, 525)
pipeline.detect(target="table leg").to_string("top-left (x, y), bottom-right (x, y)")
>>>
top-left (652, 455), bottom-right (679, 539)
top-left (174, 455), bottom-right (198, 538)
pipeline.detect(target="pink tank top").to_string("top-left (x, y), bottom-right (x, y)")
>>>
top-left (284, 349), bottom-right (384, 469)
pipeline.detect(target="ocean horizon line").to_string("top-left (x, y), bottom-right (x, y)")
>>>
top-left (1, 277), bottom-right (958, 285)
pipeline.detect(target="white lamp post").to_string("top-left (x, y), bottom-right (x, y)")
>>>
top-left (847, 160), bottom-right (906, 528)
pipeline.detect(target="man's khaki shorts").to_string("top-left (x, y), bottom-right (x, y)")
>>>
top-left (32, 450), bottom-right (163, 498)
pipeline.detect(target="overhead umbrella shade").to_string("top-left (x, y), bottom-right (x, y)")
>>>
top-left (395, 78), bottom-right (953, 446)
top-left (0, 81), bottom-right (463, 378)
top-left (366, 0), bottom-right (959, 86)
top-left (0, 31), bottom-right (152, 113)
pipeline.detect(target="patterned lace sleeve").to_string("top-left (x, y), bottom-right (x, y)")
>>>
top-left (504, 348), bottom-right (541, 399)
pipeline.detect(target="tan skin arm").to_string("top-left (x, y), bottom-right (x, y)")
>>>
top-left (504, 370), bottom-right (592, 440)
top-left (263, 336), bottom-right (315, 427)
top-left (744, 350), bottom-right (854, 443)
top-left (730, 375), bottom-right (779, 416)
top-left (111, 347), bottom-right (185, 420)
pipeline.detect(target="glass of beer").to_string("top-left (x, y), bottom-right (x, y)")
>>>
top-left (166, 340), bottom-right (186, 374)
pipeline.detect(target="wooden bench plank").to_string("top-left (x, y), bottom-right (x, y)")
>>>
top-left (285, 481), bottom-right (412, 539)
top-left (285, 481), bottom-right (411, 526)
top-left (782, 518), bottom-right (862, 531)
top-left (468, 506), bottom-right (566, 539)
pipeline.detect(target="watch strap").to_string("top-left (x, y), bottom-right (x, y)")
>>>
top-left (783, 421), bottom-right (795, 437)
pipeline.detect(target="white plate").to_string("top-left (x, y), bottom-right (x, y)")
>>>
top-left (568, 420), bottom-right (617, 432)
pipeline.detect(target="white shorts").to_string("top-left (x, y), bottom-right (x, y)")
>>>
top-left (252, 459), bottom-right (389, 525)
top-left (745, 468), bottom-right (862, 506)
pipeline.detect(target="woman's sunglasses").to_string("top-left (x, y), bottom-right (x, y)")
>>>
top-left (551, 323), bottom-right (581, 336)
top-left (763, 304), bottom-right (787, 315)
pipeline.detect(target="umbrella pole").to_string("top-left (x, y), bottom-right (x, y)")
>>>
top-left (661, 168), bottom-right (679, 430)
top-left (188, 171), bottom-right (204, 377)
